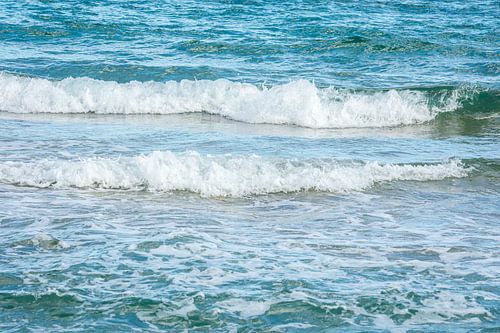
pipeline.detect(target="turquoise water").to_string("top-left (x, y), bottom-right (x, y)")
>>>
top-left (0, 1), bottom-right (499, 332)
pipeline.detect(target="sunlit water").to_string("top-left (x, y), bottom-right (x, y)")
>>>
top-left (0, 0), bottom-right (499, 332)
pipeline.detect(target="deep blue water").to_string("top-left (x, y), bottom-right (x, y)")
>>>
top-left (0, 1), bottom-right (499, 332)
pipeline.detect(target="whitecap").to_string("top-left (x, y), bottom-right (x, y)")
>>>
top-left (0, 151), bottom-right (469, 197)
top-left (0, 73), bottom-right (466, 128)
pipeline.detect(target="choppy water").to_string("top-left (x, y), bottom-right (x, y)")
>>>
top-left (0, 0), bottom-right (499, 332)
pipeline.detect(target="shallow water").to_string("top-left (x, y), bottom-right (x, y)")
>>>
top-left (0, 0), bottom-right (499, 332)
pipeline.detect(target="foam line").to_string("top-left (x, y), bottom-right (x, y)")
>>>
top-left (0, 151), bottom-right (469, 196)
top-left (0, 73), bottom-right (466, 128)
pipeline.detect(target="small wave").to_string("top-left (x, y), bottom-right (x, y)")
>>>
top-left (0, 151), bottom-right (468, 197)
top-left (0, 73), bottom-right (478, 128)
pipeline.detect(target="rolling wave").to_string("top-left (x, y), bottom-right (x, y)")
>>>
top-left (0, 73), bottom-right (491, 128)
top-left (0, 151), bottom-right (468, 197)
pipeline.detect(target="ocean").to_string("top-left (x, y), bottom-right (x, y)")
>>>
top-left (0, 1), bottom-right (498, 332)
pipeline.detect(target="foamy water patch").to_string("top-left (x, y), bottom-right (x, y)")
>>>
top-left (217, 298), bottom-right (272, 318)
top-left (0, 151), bottom-right (468, 197)
top-left (0, 73), bottom-right (465, 128)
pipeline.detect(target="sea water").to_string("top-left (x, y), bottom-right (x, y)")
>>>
top-left (0, 1), bottom-right (498, 332)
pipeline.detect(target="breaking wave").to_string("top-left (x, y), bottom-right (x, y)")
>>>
top-left (0, 151), bottom-right (469, 197)
top-left (0, 73), bottom-right (485, 128)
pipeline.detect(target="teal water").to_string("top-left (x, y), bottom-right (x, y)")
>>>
top-left (0, 1), bottom-right (499, 332)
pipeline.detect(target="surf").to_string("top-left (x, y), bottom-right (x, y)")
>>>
top-left (1, 73), bottom-right (492, 128)
top-left (0, 150), bottom-right (469, 197)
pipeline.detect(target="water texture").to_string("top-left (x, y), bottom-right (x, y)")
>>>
top-left (0, 0), bottom-right (499, 332)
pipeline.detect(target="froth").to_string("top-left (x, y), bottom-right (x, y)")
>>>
top-left (0, 151), bottom-right (468, 197)
top-left (0, 73), bottom-right (463, 128)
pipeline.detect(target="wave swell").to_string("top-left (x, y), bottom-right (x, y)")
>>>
top-left (0, 73), bottom-right (477, 128)
top-left (0, 151), bottom-right (468, 197)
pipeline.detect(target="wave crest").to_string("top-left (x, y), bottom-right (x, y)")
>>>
top-left (0, 151), bottom-right (468, 197)
top-left (0, 73), bottom-right (471, 128)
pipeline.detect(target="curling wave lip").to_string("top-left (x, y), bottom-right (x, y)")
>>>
top-left (0, 73), bottom-right (473, 128)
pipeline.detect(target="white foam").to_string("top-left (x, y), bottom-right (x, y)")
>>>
top-left (0, 73), bottom-right (463, 128)
top-left (217, 298), bottom-right (271, 318)
top-left (0, 151), bottom-right (468, 197)
top-left (406, 292), bottom-right (492, 325)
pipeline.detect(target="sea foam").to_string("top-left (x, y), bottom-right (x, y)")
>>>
top-left (0, 151), bottom-right (468, 197)
top-left (0, 73), bottom-right (464, 128)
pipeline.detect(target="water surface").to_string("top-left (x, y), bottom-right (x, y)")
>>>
top-left (0, 0), bottom-right (499, 331)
